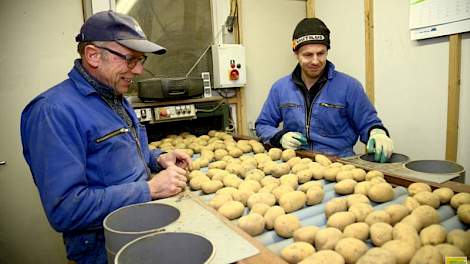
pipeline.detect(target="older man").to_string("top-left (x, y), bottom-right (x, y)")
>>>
top-left (21, 11), bottom-right (190, 263)
top-left (256, 17), bottom-right (393, 162)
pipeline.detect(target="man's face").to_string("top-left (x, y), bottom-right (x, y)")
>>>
top-left (295, 44), bottom-right (328, 80)
top-left (94, 42), bottom-right (145, 95)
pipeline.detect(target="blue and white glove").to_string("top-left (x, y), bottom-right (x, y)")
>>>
top-left (367, 128), bottom-right (393, 163)
top-left (280, 132), bottom-right (307, 150)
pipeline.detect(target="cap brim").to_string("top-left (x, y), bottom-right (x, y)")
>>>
top-left (117, 39), bottom-right (167, 55)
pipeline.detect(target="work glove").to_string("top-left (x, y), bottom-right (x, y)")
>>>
top-left (367, 128), bottom-right (393, 163)
top-left (280, 132), bottom-right (307, 150)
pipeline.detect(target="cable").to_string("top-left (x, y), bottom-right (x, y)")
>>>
top-left (194, 100), bottom-right (226, 113)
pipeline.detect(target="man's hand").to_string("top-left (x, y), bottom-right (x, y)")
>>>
top-left (367, 128), bottom-right (393, 163)
top-left (280, 132), bottom-right (306, 150)
top-left (147, 165), bottom-right (188, 199)
top-left (157, 149), bottom-right (192, 169)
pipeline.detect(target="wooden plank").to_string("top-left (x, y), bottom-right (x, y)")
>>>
top-left (445, 34), bottom-right (462, 162)
top-left (235, 0), bottom-right (247, 135)
top-left (364, 0), bottom-right (375, 104)
top-left (190, 192), bottom-right (288, 264)
top-left (306, 0), bottom-right (315, 18)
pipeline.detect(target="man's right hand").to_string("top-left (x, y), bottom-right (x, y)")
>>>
top-left (280, 132), bottom-right (306, 150)
top-left (147, 165), bottom-right (187, 199)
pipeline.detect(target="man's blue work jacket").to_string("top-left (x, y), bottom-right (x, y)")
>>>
top-left (21, 67), bottom-right (162, 233)
top-left (256, 61), bottom-right (384, 157)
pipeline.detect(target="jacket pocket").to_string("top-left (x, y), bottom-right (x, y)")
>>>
top-left (279, 103), bottom-right (304, 130)
top-left (95, 127), bottom-right (129, 143)
top-left (314, 102), bottom-right (348, 136)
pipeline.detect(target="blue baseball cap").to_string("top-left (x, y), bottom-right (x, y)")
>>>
top-left (75, 10), bottom-right (166, 55)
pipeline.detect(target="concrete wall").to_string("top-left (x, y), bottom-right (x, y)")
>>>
top-left (0, 0), bottom-right (83, 263)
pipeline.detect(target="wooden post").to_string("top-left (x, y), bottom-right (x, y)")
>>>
top-left (364, 0), bottom-right (375, 104)
top-left (307, 0), bottom-right (315, 18)
top-left (235, 0), bottom-right (246, 135)
top-left (445, 34), bottom-right (461, 161)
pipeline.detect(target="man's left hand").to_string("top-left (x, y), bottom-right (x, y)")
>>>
top-left (158, 150), bottom-right (192, 170)
top-left (367, 128), bottom-right (394, 163)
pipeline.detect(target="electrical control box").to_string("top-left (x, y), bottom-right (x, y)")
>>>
top-left (212, 44), bottom-right (246, 88)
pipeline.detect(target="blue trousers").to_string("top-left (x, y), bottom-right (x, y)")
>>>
top-left (63, 229), bottom-right (107, 264)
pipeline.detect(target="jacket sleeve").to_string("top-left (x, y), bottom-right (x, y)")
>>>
top-left (255, 85), bottom-right (284, 144)
top-left (21, 101), bottom-right (151, 233)
top-left (346, 80), bottom-right (386, 143)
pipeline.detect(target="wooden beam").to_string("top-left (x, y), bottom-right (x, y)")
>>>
top-left (306, 0), bottom-right (315, 18)
top-left (364, 0), bottom-right (374, 104)
top-left (445, 34), bottom-right (462, 161)
top-left (235, 0), bottom-right (247, 135)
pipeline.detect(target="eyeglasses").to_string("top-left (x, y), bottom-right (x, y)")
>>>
top-left (94, 45), bottom-right (147, 68)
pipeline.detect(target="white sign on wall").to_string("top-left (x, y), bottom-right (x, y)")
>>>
top-left (409, 0), bottom-right (470, 40)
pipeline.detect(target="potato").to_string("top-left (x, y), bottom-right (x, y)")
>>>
top-left (315, 154), bottom-right (332, 166)
top-left (274, 214), bottom-right (302, 238)
top-left (250, 203), bottom-right (270, 216)
top-left (351, 168), bottom-right (366, 182)
top-left (334, 179), bottom-right (357, 195)
top-left (272, 163), bottom-right (291, 178)
top-left (281, 242), bottom-right (316, 264)
top-left (314, 227), bottom-right (343, 250)
top-left (228, 147), bottom-right (243, 158)
top-left (201, 180), bottom-right (224, 194)
top-left (414, 191), bottom-right (440, 208)
top-left (323, 167), bottom-right (340, 181)
top-left (343, 222), bottom-right (369, 241)
top-left (367, 183), bottom-right (394, 203)
top-left (384, 204), bottom-right (410, 225)
top-left (287, 156), bottom-right (302, 167)
top-left (432, 187), bottom-right (454, 204)
top-left (403, 196), bottom-right (421, 212)
top-left (207, 168), bottom-right (227, 178)
top-left (325, 198), bottom-right (348, 219)
top-left (222, 174), bottom-right (242, 188)
top-left (293, 226), bottom-right (320, 244)
top-left (335, 238), bottom-right (368, 264)
top-left (216, 186), bottom-right (238, 197)
top-left (408, 182), bottom-right (432, 196)
top-left (225, 163), bottom-right (243, 176)
top-left (299, 250), bottom-right (345, 264)
top-left (261, 161), bottom-right (277, 175)
top-left (238, 213), bottom-right (265, 236)
top-left (279, 191), bottom-right (307, 213)
top-left (282, 149), bottom-right (296, 162)
top-left (409, 245), bottom-right (442, 264)
top-left (189, 175), bottom-right (210, 190)
top-left (399, 214), bottom-right (423, 232)
top-left (209, 194), bottom-right (233, 210)
top-left (278, 174), bottom-right (297, 190)
top-left (381, 240), bottom-right (416, 264)
top-left (393, 222), bottom-right (422, 249)
top-left (450, 192), bottom-right (470, 209)
top-left (365, 210), bottom-right (391, 226)
top-left (254, 153), bottom-right (271, 165)
top-left (329, 162), bottom-right (343, 168)
top-left (187, 170), bottom-right (205, 180)
top-left (336, 170), bottom-right (354, 182)
top-left (264, 206), bottom-right (286, 230)
top-left (238, 180), bottom-right (261, 193)
top-left (348, 203), bottom-right (374, 222)
top-left (369, 177), bottom-right (386, 184)
top-left (365, 170), bottom-right (384, 181)
top-left (370, 222), bottom-right (393, 246)
top-left (232, 188), bottom-right (253, 206)
top-left (356, 248), bottom-right (396, 264)
top-left (354, 181), bottom-right (372, 196)
top-left (435, 243), bottom-right (466, 257)
top-left (311, 166), bottom-right (326, 180)
top-left (346, 194), bottom-right (370, 207)
top-left (447, 229), bottom-right (470, 256)
top-left (236, 141), bottom-right (252, 153)
top-left (251, 142), bottom-right (265, 153)
top-left (247, 192), bottom-right (276, 208)
top-left (244, 169), bottom-right (265, 182)
top-left (339, 164), bottom-right (355, 171)
top-left (457, 204), bottom-right (470, 224)
top-left (273, 185), bottom-right (295, 202)
top-left (327, 212), bottom-right (356, 231)
top-left (411, 205), bottom-right (440, 228)
top-left (299, 181), bottom-right (323, 193)
top-left (260, 176), bottom-right (280, 187)
top-left (420, 224), bottom-right (447, 245)
top-left (292, 163), bottom-right (310, 174)
top-left (267, 147), bottom-right (282, 160)
top-left (213, 149), bottom-right (228, 160)
top-left (306, 186), bottom-right (325, 205)
top-left (217, 200), bottom-right (245, 219)
top-left (297, 169), bottom-right (314, 183)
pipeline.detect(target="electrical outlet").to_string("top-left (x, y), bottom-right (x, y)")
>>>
top-left (248, 121), bottom-right (255, 131)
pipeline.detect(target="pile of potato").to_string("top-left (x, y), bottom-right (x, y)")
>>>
top-left (150, 131), bottom-right (470, 264)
